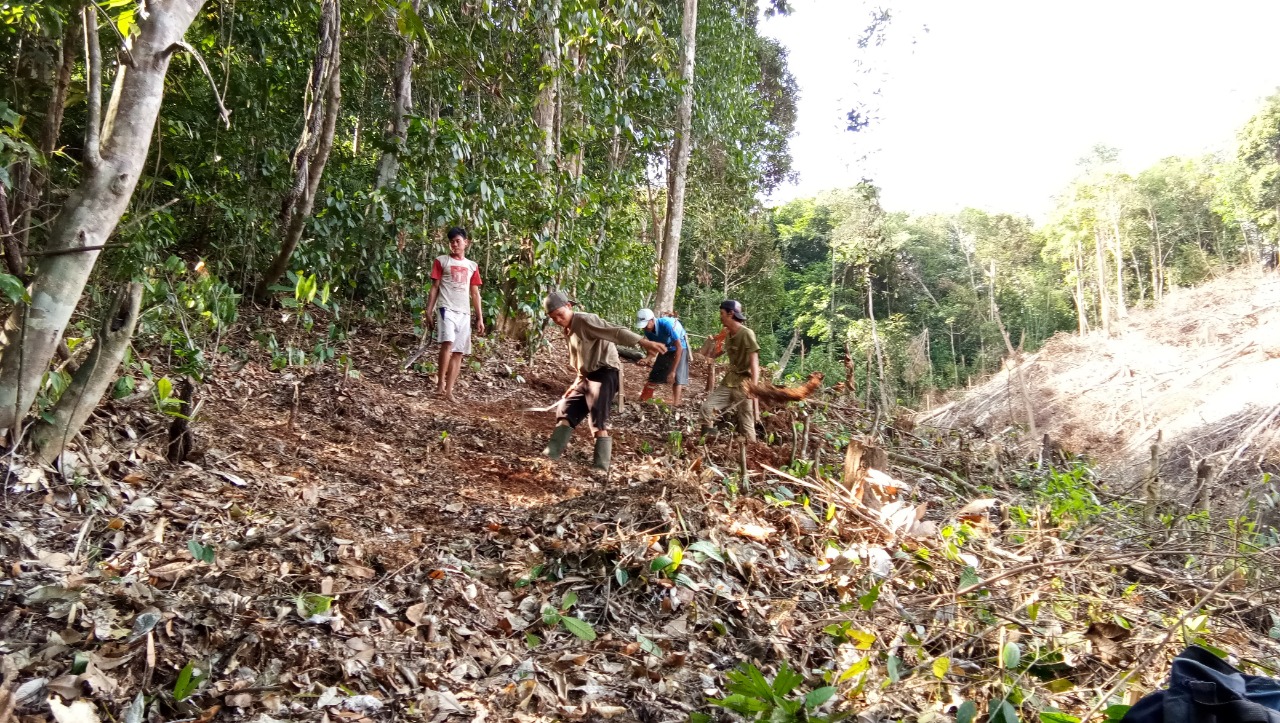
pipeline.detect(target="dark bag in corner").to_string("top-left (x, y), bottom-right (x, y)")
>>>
top-left (1122, 646), bottom-right (1280, 723)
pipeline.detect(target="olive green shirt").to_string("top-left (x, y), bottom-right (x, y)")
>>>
top-left (566, 312), bottom-right (644, 378)
top-left (720, 325), bottom-right (760, 389)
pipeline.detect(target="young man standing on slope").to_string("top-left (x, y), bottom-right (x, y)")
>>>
top-left (425, 227), bottom-right (485, 400)
top-left (635, 308), bottom-right (689, 405)
top-left (542, 291), bottom-right (667, 472)
top-left (700, 300), bottom-right (760, 442)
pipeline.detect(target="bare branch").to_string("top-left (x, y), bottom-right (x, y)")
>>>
top-left (174, 40), bottom-right (232, 128)
top-left (83, 4), bottom-right (102, 168)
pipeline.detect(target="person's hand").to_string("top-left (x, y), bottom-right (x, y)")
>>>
top-left (641, 339), bottom-right (666, 356)
top-left (475, 319), bottom-right (486, 336)
top-left (426, 312), bottom-right (436, 332)
top-left (666, 369), bottom-right (676, 385)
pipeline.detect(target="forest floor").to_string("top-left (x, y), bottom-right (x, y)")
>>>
top-left (4, 309), bottom-right (1280, 723)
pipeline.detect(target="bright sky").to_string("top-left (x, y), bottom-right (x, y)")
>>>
top-left (761, 0), bottom-right (1280, 219)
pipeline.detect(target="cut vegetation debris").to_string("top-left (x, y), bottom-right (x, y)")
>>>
top-left (921, 268), bottom-right (1280, 513)
top-left (2, 311), bottom-right (1280, 723)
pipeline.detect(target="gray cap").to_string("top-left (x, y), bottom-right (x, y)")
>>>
top-left (544, 290), bottom-right (575, 315)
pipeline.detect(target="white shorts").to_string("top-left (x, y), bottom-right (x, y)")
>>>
top-left (436, 308), bottom-right (472, 355)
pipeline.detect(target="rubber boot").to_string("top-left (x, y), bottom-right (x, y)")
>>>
top-left (592, 436), bottom-right (613, 471)
top-left (639, 384), bottom-right (656, 402)
top-left (543, 425), bottom-right (573, 459)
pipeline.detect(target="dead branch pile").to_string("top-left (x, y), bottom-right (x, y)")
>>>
top-left (745, 371), bottom-right (824, 406)
top-left (920, 269), bottom-right (1280, 509)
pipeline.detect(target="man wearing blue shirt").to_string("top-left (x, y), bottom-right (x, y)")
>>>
top-left (635, 308), bottom-right (690, 405)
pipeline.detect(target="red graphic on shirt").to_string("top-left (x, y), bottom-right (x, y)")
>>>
top-left (450, 264), bottom-right (469, 284)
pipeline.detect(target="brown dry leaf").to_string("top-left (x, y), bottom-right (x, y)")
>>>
top-left (342, 564), bottom-right (376, 580)
top-left (954, 498), bottom-right (1000, 523)
top-left (406, 603), bottom-right (428, 625)
top-left (148, 561), bottom-right (194, 582)
top-left (727, 520), bottom-right (774, 542)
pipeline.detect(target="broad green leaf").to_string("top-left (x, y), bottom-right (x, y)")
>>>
top-left (957, 701), bottom-right (977, 723)
top-left (804, 686), bottom-right (837, 709)
top-left (686, 540), bottom-right (724, 563)
top-left (560, 590), bottom-right (578, 611)
top-left (771, 662), bottom-right (802, 697)
top-left (0, 273), bottom-right (28, 304)
top-left (1002, 641), bottom-right (1022, 669)
top-left (668, 538), bottom-right (684, 570)
top-left (636, 633), bottom-right (662, 657)
top-left (156, 376), bottom-right (173, 401)
top-left (932, 656), bottom-right (950, 679)
top-left (886, 655), bottom-right (903, 683)
top-left (615, 567), bottom-right (629, 586)
top-left (688, 714), bottom-right (712, 723)
top-left (1040, 712), bottom-right (1080, 723)
top-left (1103, 705), bottom-right (1131, 723)
top-left (560, 616), bottom-right (596, 641)
top-left (848, 629), bottom-right (876, 650)
top-left (858, 583), bottom-right (881, 611)
top-left (524, 632), bottom-right (541, 649)
top-left (650, 555), bottom-right (673, 572)
top-left (988, 700), bottom-right (1018, 723)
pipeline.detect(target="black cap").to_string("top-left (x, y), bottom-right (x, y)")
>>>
top-left (720, 300), bottom-right (746, 321)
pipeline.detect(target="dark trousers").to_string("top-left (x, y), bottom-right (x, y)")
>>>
top-left (558, 367), bottom-right (619, 435)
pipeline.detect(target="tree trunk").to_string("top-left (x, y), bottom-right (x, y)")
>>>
top-left (255, 0), bottom-right (342, 302)
top-left (0, 186), bottom-right (21, 277)
top-left (30, 283), bottom-right (143, 463)
top-left (653, 0), bottom-right (698, 316)
top-left (773, 327), bottom-right (800, 382)
top-left (532, 0), bottom-right (561, 177)
top-left (374, 0), bottom-right (420, 190)
top-left (1073, 235), bottom-right (1089, 334)
top-left (11, 17), bottom-right (79, 262)
top-left (1093, 229), bottom-right (1110, 334)
top-left (1111, 221), bottom-right (1127, 319)
top-left (866, 269), bottom-right (890, 413)
top-left (0, 1), bottom-right (207, 435)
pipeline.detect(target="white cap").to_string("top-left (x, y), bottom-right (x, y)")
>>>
top-left (635, 308), bottom-right (655, 328)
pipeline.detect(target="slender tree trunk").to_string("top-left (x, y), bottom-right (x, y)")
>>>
top-left (11, 17), bottom-right (79, 263)
top-left (773, 327), bottom-right (800, 382)
top-left (0, 1), bottom-right (207, 435)
top-left (654, 0), bottom-right (698, 316)
top-left (0, 187), bottom-right (21, 277)
top-left (374, 0), bottom-right (420, 190)
top-left (1129, 247), bottom-right (1145, 302)
top-left (866, 268), bottom-right (890, 412)
top-left (256, 0), bottom-right (342, 302)
top-left (30, 283), bottom-right (142, 463)
top-left (1093, 229), bottom-right (1110, 334)
top-left (1149, 206), bottom-right (1164, 302)
top-left (1111, 220), bottom-right (1127, 318)
top-left (1073, 237), bottom-right (1089, 334)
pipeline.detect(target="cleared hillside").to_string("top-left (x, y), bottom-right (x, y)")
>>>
top-left (920, 268), bottom-right (1280, 509)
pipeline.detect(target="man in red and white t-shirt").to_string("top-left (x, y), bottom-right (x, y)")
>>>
top-left (425, 226), bottom-right (485, 400)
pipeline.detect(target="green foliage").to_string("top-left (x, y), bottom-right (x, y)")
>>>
top-left (187, 539), bottom-right (215, 564)
top-left (172, 660), bottom-right (208, 701)
top-left (707, 661), bottom-right (842, 722)
top-left (541, 590), bottom-right (597, 642)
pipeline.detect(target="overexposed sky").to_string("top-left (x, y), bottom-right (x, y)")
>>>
top-left (761, 0), bottom-right (1280, 219)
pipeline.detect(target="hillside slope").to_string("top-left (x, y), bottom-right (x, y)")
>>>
top-left (920, 268), bottom-right (1280, 507)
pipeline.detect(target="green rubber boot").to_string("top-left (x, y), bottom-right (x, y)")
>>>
top-left (542, 425), bottom-right (573, 459)
top-left (592, 436), bottom-right (613, 471)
